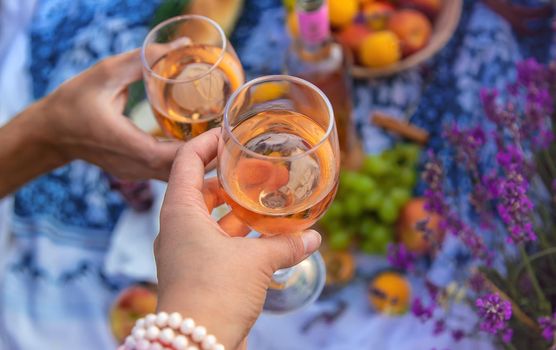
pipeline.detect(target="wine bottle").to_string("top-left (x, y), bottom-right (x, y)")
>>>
top-left (285, 0), bottom-right (363, 169)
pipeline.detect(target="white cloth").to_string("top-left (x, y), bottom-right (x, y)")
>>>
top-left (0, 1), bottom-right (35, 348)
top-left (0, 0), bottom-right (36, 287)
top-left (103, 181), bottom-right (166, 283)
top-left (0, 0), bottom-right (35, 123)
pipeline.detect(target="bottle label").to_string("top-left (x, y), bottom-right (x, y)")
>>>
top-left (298, 2), bottom-right (330, 45)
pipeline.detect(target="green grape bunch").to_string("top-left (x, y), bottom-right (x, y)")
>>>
top-left (320, 143), bottom-right (421, 254)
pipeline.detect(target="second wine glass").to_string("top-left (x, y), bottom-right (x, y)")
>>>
top-left (141, 15), bottom-right (244, 141)
top-left (218, 75), bottom-right (340, 312)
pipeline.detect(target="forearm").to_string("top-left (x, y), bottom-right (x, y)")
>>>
top-left (0, 100), bottom-right (66, 197)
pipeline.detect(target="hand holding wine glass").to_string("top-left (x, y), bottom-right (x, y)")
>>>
top-left (0, 49), bottom-right (184, 197)
top-left (155, 129), bottom-right (322, 349)
top-left (217, 75), bottom-right (341, 312)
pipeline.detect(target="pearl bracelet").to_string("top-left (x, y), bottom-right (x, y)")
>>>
top-left (120, 312), bottom-right (225, 350)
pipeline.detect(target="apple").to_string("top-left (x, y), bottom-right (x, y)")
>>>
top-left (363, 2), bottom-right (395, 31)
top-left (337, 23), bottom-right (371, 53)
top-left (110, 284), bottom-right (158, 344)
top-left (388, 9), bottom-right (432, 56)
top-left (399, 0), bottom-right (442, 20)
top-left (396, 198), bottom-right (442, 255)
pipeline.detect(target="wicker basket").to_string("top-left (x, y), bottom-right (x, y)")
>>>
top-left (351, 0), bottom-right (463, 79)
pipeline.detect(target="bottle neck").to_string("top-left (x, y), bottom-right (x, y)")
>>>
top-left (296, 0), bottom-right (331, 49)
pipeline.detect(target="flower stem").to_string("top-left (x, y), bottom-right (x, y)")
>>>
top-left (519, 244), bottom-right (551, 313)
top-left (543, 150), bottom-right (556, 179)
top-left (537, 205), bottom-right (554, 249)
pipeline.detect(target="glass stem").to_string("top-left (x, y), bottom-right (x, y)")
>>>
top-left (272, 267), bottom-right (295, 284)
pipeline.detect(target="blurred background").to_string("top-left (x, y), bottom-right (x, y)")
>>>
top-left (0, 0), bottom-right (554, 349)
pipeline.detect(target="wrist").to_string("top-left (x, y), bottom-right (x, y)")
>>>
top-left (31, 96), bottom-right (72, 164)
top-left (157, 284), bottom-right (249, 350)
top-left (0, 100), bottom-right (68, 196)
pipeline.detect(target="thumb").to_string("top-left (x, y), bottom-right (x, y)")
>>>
top-left (259, 230), bottom-right (322, 271)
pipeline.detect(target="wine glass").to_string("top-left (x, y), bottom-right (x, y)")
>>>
top-left (218, 75), bottom-right (340, 313)
top-left (141, 15), bottom-right (245, 140)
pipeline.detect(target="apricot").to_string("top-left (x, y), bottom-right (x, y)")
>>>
top-left (358, 31), bottom-right (401, 68)
top-left (328, 0), bottom-right (358, 28)
top-left (369, 271), bottom-right (411, 315)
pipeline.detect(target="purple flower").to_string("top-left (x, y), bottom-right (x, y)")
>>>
top-left (425, 280), bottom-right (441, 300)
top-left (468, 272), bottom-right (485, 292)
top-left (451, 329), bottom-right (465, 342)
top-left (495, 146), bottom-right (523, 171)
top-left (422, 152), bottom-right (446, 216)
top-left (502, 328), bottom-right (513, 344)
top-left (433, 319), bottom-right (446, 335)
top-left (443, 216), bottom-right (488, 260)
top-left (516, 58), bottom-right (546, 88)
top-left (494, 170), bottom-right (536, 243)
top-left (475, 293), bottom-right (512, 334)
top-left (481, 59), bottom-right (553, 151)
top-left (444, 125), bottom-right (486, 167)
top-left (483, 173), bottom-right (502, 199)
top-left (412, 298), bottom-right (434, 322)
top-left (537, 129), bottom-right (555, 149)
top-left (510, 59), bottom-right (554, 149)
top-left (523, 86), bottom-right (554, 148)
top-left (488, 145), bottom-right (537, 243)
top-left (480, 89), bottom-right (520, 140)
top-left (387, 243), bottom-right (415, 271)
top-left (538, 313), bottom-right (556, 341)
top-left (480, 88), bottom-right (500, 122)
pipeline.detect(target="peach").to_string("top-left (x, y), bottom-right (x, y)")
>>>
top-left (337, 23), bottom-right (371, 53)
top-left (363, 2), bottom-right (395, 31)
top-left (388, 9), bottom-right (432, 56)
top-left (399, 0), bottom-right (442, 20)
top-left (110, 285), bottom-right (157, 344)
top-left (396, 198), bottom-right (442, 255)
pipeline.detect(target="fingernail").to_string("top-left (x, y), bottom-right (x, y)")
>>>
top-left (301, 230), bottom-right (322, 254)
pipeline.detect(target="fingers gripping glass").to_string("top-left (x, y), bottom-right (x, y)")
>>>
top-left (218, 75), bottom-right (341, 312)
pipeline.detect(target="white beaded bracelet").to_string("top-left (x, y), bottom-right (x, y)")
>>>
top-left (120, 312), bottom-right (225, 350)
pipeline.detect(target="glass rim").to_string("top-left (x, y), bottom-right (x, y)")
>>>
top-left (140, 14), bottom-right (228, 84)
top-left (222, 75), bottom-right (336, 162)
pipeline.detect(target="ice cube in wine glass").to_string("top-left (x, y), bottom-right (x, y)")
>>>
top-left (172, 62), bottom-right (227, 116)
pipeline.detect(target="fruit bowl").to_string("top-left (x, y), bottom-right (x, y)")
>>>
top-left (351, 0), bottom-right (462, 79)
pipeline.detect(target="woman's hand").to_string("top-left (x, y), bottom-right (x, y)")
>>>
top-left (0, 49), bottom-right (181, 197)
top-left (154, 129), bottom-right (322, 349)
top-left (40, 49), bottom-right (181, 180)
